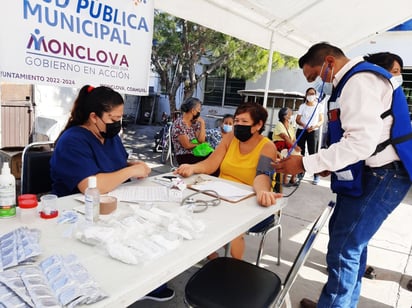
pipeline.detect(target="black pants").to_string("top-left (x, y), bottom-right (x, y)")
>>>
top-left (176, 153), bottom-right (209, 165)
top-left (296, 128), bottom-right (320, 156)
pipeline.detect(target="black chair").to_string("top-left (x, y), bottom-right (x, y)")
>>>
top-left (247, 211), bottom-right (282, 266)
top-left (185, 201), bottom-right (336, 308)
top-left (21, 141), bottom-right (54, 195)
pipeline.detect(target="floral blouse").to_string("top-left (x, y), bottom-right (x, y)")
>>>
top-left (206, 128), bottom-right (222, 149)
top-left (171, 116), bottom-right (201, 155)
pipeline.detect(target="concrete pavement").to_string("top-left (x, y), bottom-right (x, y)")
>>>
top-left (123, 123), bottom-right (412, 308)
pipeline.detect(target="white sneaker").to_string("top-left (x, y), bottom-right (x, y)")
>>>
top-left (140, 287), bottom-right (175, 302)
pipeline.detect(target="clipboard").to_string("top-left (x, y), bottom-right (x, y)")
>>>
top-left (188, 180), bottom-right (255, 203)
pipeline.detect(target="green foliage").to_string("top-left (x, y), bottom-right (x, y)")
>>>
top-left (152, 11), bottom-right (297, 110)
top-left (212, 38), bottom-right (298, 80)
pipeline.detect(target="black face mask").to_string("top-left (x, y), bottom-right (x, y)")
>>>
top-left (192, 112), bottom-right (200, 120)
top-left (99, 120), bottom-right (122, 139)
top-left (234, 124), bottom-right (253, 142)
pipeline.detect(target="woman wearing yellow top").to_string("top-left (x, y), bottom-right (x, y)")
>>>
top-left (175, 102), bottom-right (282, 259)
top-left (272, 107), bottom-right (301, 186)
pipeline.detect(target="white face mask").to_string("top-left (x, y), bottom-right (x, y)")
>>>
top-left (222, 124), bottom-right (233, 133)
top-left (306, 95), bottom-right (317, 102)
top-left (393, 75), bottom-right (403, 86)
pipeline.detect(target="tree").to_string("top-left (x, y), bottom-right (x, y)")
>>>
top-left (151, 11), bottom-right (297, 112)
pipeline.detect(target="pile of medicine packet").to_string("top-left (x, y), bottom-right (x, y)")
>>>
top-left (76, 205), bottom-right (205, 264)
top-left (0, 227), bottom-right (41, 271)
top-left (0, 254), bottom-right (107, 307)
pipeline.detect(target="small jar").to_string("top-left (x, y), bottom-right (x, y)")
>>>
top-left (18, 199), bottom-right (38, 223)
top-left (18, 194), bottom-right (37, 203)
top-left (39, 194), bottom-right (59, 219)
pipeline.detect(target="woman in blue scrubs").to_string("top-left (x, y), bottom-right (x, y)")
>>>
top-left (50, 85), bottom-right (151, 197)
top-left (50, 85), bottom-right (174, 302)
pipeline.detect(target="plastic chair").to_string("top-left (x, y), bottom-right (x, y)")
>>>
top-left (246, 173), bottom-right (283, 266)
top-left (185, 201), bottom-right (336, 308)
top-left (21, 141), bottom-right (54, 195)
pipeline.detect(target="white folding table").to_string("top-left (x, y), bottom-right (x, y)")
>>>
top-left (0, 174), bottom-right (286, 307)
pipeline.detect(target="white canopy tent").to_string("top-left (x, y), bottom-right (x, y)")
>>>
top-left (154, 0), bottom-right (412, 106)
top-left (154, 0), bottom-right (412, 58)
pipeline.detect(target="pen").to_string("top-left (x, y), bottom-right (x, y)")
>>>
top-left (152, 177), bottom-right (174, 187)
top-left (155, 177), bottom-right (173, 183)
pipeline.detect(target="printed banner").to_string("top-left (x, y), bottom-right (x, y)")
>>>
top-left (0, 0), bottom-right (154, 95)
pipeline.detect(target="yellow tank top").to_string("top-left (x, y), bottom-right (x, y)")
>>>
top-left (219, 137), bottom-right (271, 186)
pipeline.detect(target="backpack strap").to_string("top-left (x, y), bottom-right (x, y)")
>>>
top-left (373, 132), bottom-right (412, 155)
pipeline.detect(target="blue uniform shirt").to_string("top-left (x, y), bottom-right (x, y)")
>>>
top-left (50, 126), bottom-right (128, 197)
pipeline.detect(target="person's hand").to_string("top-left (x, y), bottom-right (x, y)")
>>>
top-left (256, 191), bottom-right (283, 207)
top-left (174, 164), bottom-right (195, 177)
top-left (196, 116), bottom-right (205, 126)
top-left (318, 170), bottom-right (330, 177)
top-left (128, 159), bottom-right (143, 165)
top-left (294, 145), bottom-right (302, 153)
top-left (129, 161), bottom-right (151, 178)
top-left (273, 155), bottom-right (304, 176)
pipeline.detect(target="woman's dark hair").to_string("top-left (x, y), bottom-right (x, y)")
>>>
top-left (305, 87), bottom-right (317, 96)
top-left (299, 42), bottom-right (345, 68)
top-left (278, 107), bottom-right (290, 122)
top-left (60, 85), bottom-right (124, 134)
top-left (235, 102), bottom-right (268, 134)
top-left (180, 97), bottom-right (201, 113)
top-left (364, 52), bottom-right (404, 71)
top-left (222, 113), bottom-right (234, 121)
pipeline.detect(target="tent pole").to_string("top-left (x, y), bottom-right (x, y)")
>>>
top-left (262, 30), bottom-right (274, 109)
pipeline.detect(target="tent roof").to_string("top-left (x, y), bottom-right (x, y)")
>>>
top-left (238, 89), bottom-right (305, 98)
top-left (154, 0), bottom-right (412, 58)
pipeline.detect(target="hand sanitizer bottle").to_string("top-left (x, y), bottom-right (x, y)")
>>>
top-left (0, 162), bottom-right (16, 218)
top-left (85, 176), bottom-right (100, 223)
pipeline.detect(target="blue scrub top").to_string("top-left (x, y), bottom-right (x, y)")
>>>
top-left (50, 126), bottom-right (128, 197)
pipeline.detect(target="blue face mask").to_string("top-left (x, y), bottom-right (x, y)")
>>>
top-left (317, 62), bottom-right (334, 96)
top-left (323, 81), bottom-right (333, 96)
top-left (222, 124), bottom-right (233, 133)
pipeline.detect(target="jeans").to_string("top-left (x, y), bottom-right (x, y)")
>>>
top-left (317, 166), bottom-right (411, 308)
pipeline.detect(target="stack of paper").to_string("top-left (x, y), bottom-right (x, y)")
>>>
top-left (189, 180), bottom-right (255, 202)
top-left (108, 186), bottom-right (169, 202)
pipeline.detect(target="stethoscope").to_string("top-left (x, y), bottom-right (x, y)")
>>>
top-left (180, 190), bottom-right (221, 213)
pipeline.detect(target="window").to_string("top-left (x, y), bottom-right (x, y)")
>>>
top-left (203, 72), bottom-right (245, 107)
top-left (402, 69), bottom-right (412, 120)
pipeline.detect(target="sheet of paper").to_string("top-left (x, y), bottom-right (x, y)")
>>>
top-left (189, 180), bottom-right (254, 202)
top-left (108, 186), bottom-right (169, 202)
